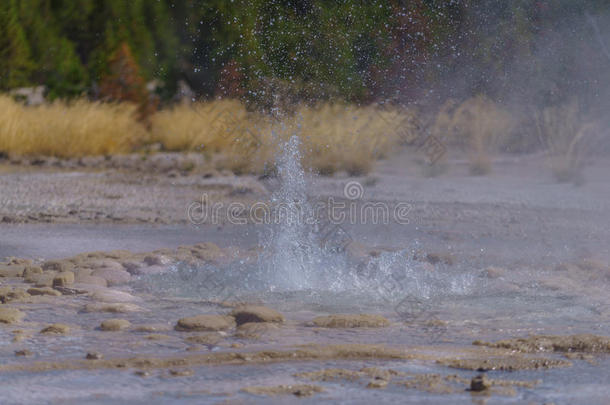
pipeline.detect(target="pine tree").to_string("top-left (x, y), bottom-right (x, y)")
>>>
top-left (0, 0), bottom-right (34, 90)
top-left (99, 42), bottom-right (156, 125)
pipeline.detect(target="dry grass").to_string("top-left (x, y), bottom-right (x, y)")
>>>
top-left (432, 95), bottom-right (514, 175)
top-left (152, 101), bottom-right (414, 175)
top-left (0, 95), bottom-right (146, 157)
top-left (0, 95), bottom-right (417, 175)
top-left (535, 101), bottom-right (598, 184)
top-left (270, 103), bottom-right (410, 175)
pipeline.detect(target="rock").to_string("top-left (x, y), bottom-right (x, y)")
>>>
top-left (33, 272), bottom-right (57, 287)
top-left (134, 370), bottom-right (150, 377)
top-left (23, 266), bottom-right (43, 282)
top-left (473, 334), bottom-right (610, 354)
top-left (229, 305), bottom-right (284, 325)
top-left (53, 286), bottom-right (88, 296)
top-left (169, 369), bottom-right (194, 377)
top-left (0, 264), bottom-right (25, 278)
top-left (470, 374), bottom-right (491, 392)
top-left (234, 322), bottom-right (279, 339)
top-left (74, 275), bottom-right (107, 287)
top-left (40, 323), bottom-right (70, 335)
top-left (84, 259), bottom-right (125, 272)
top-left (143, 255), bottom-right (171, 266)
top-left (175, 314), bottom-right (235, 332)
top-left (90, 268), bottom-right (131, 286)
top-left (146, 334), bottom-right (170, 341)
top-left (41, 260), bottom-right (74, 272)
top-left (83, 303), bottom-right (142, 313)
top-left (99, 319), bottom-right (131, 331)
top-left (90, 289), bottom-right (140, 303)
top-left (310, 314), bottom-right (390, 328)
top-left (52, 271), bottom-right (75, 287)
top-left (7, 257), bottom-right (32, 266)
top-left (185, 333), bottom-right (224, 345)
top-left (0, 307), bottom-right (25, 324)
top-left (27, 287), bottom-right (62, 297)
top-left (15, 349), bottom-right (33, 357)
top-left (86, 352), bottom-right (103, 360)
top-left (366, 380), bottom-right (388, 389)
top-left (0, 287), bottom-right (30, 303)
top-left (121, 260), bottom-right (144, 275)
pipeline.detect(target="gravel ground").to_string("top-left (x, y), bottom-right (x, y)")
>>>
top-left (1, 148), bottom-right (608, 267)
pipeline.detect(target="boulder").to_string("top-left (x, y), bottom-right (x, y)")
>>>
top-left (229, 305), bottom-right (284, 326)
top-left (0, 307), bottom-right (25, 324)
top-left (27, 287), bottom-right (62, 297)
top-left (0, 265), bottom-right (25, 278)
top-left (40, 323), bottom-right (70, 335)
top-left (99, 319), bottom-right (131, 331)
top-left (53, 271), bottom-right (75, 287)
top-left (175, 314), bottom-right (235, 332)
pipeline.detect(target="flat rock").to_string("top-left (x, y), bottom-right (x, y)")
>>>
top-left (23, 266), bottom-right (43, 281)
top-left (53, 271), bottom-right (75, 287)
top-left (0, 287), bottom-right (30, 303)
top-left (83, 303), bottom-right (142, 313)
top-left (143, 255), bottom-right (172, 266)
top-left (0, 307), bottom-right (25, 324)
top-left (121, 260), bottom-right (144, 275)
top-left (90, 289), bottom-right (140, 303)
top-left (175, 314), bottom-right (235, 331)
top-left (40, 323), bottom-right (70, 335)
top-left (75, 275), bottom-right (108, 287)
top-left (229, 305), bottom-right (284, 325)
top-left (91, 268), bottom-right (131, 286)
top-left (100, 318), bottom-right (131, 331)
top-left (470, 374), bottom-right (491, 391)
top-left (83, 259), bottom-right (126, 272)
top-left (0, 265), bottom-right (25, 278)
top-left (235, 322), bottom-right (279, 339)
top-left (33, 272), bottom-right (57, 287)
top-left (41, 260), bottom-right (74, 272)
top-left (27, 287), bottom-right (62, 297)
top-left (311, 314), bottom-right (390, 328)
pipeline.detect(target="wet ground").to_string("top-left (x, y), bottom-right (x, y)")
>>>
top-left (0, 149), bottom-right (609, 403)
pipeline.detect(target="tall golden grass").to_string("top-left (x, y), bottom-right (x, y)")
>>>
top-left (535, 101), bottom-right (598, 183)
top-left (152, 101), bottom-right (413, 175)
top-left (432, 95), bottom-right (514, 175)
top-left (0, 95), bottom-right (146, 157)
top-left (0, 95), bottom-right (416, 174)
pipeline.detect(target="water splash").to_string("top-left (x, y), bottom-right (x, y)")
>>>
top-left (257, 134), bottom-right (326, 290)
top-left (138, 132), bottom-right (475, 309)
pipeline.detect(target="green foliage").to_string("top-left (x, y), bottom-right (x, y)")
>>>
top-left (2, 0), bottom-right (610, 105)
top-left (0, 0), bottom-right (34, 90)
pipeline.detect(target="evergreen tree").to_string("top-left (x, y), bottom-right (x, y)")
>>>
top-left (0, 0), bottom-right (34, 90)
